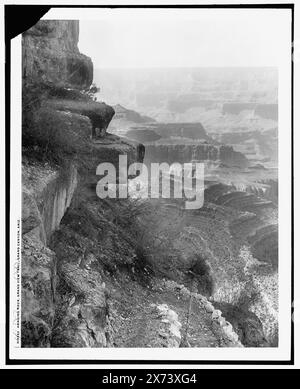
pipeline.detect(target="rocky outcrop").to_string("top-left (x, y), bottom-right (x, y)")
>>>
top-left (155, 304), bottom-right (182, 347)
top-left (222, 103), bottom-right (278, 121)
top-left (22, 20), bottom-right (93, 89)
top-left (144, 143), bottom-right (249, 167)
top-left (47, 98), bottom-right (115, 137)
top-left (21, 161), bottom-right (78, 347)
top-left (223, 102), bottom-right (278, 121)
top-left (145, 122), bottom-right (210, 141)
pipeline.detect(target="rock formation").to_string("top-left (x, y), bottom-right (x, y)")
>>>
top-left (114, 104), bottom-right (155, 124)
top-left (21, 20), bottom-right (143, 348)
top-left (222, 102), bottom-right (257, 115)
top-left (22, 20), bottom-right (93, 89)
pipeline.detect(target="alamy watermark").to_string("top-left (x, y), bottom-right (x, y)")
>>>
top-left (96, 155), bottom-right (204, 210)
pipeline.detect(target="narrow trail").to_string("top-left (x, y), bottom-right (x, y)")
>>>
top-left (110, 275), bottom-right (234, 348)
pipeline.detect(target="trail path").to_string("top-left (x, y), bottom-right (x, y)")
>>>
top-left (110, 275), bottom-right (235, 348)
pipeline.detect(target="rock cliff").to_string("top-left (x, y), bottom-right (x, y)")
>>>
top-left (22, 161), bottom-right (78, 244)
top-left (144, 143), bottom-right (249, 167)
top-left (21, 20), bottom-right (143, 348)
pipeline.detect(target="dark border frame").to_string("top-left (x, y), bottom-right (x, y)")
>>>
top-left (5, 3), bottom-right (295, 366)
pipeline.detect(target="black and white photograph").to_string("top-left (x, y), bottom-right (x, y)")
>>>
top-left (3, 1), bottom-right (297, 368)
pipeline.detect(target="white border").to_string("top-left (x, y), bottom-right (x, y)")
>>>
top-left (10, 35), bottom-right (22, 355)
top-left (8, 6), bottom-right (292, 363)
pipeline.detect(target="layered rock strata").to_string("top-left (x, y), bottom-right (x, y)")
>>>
top-left (21, 20), bottom-right (143, 347)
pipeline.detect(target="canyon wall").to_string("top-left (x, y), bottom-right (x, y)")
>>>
top-left (222, 103), bottom-right (278, 121)
top-left (21, 20), bottom-right (275, 349)
top-left (145, 143), bottom-right (249, 167)
top-left (232, 179), bottom-right (278, 204)
top-left (22, 20), bottom-right (93, 89)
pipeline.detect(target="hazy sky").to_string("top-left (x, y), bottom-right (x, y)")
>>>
top-left (78, 8), bottom-right (291, 68)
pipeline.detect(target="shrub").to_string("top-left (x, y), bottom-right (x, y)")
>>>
top-left (83, 83), bottom-right (100, 100)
